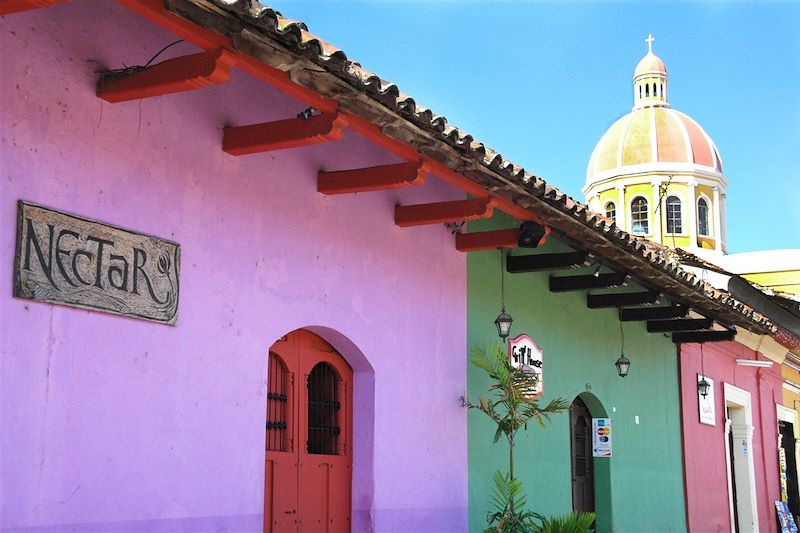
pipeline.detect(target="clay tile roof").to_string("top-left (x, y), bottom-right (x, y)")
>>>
top-left (170, 0), bottom-right (796, 349)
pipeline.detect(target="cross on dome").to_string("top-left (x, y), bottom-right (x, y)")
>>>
top-left (645, 34), bottom-right (655, 53)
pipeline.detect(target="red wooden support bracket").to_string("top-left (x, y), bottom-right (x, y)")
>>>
top-left (0, 0), bottom-right (63, 15)
top-left (455, 229), bottom-right (520, 252)
top-left (395, 198), bottom-right (494, 228)
top-left (223, 113), bottom-right (345, 155)
top-left (318, 161), bottom-right (424, 195)
top-left (97, 48), bottom-right (235, 103)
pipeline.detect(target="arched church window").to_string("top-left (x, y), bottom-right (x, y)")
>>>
top-left (646, 84), bottom-right (650, 97)
top-left (666, 196), bottom-right (682, 233)
top-left (631, 197), bottom-right (649, 234)
top-left (639, 85), bottom-right (642, 98)
top-left (605, 202), bottom-right (616, 222)
top-left (698, 198), bottom-right (710, 236)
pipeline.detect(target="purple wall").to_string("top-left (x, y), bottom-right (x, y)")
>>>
top-left (0, 3), bottom-right (467, 531)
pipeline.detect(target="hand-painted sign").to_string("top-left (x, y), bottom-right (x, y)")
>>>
top-left (592, 418), bottom-right (612, 457)
top-left (508, 334), bottom-right (543, 397)
top-left (14, 201), bottom-right (180, 325)
top-left (698, 375), bottom-right (716, 426)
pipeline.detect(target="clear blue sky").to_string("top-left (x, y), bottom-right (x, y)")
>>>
top-left (270, 1), bottom-right (799, 253)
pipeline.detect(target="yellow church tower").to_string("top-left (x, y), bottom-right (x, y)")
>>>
top-left (583, 35), bottom-right (727, 254)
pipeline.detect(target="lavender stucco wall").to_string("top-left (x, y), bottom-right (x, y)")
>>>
top-left (0, 3), bottom-right (467, 531)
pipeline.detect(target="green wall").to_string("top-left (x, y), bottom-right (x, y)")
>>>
top-left (467, 217), bottom-right (687, 532)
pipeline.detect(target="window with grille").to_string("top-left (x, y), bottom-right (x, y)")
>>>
top-left (266, 352), bottom-right (289, 452)
top-left (307, 362), bottom-right (340, 455)
top-left (631, 197), bottom-right (649, 235)
top-left (605, 202), bottom-right (616, 222)
top-left (698, 198), bottom-right (710, 236)
top-left (666, 196), bottom-right (682, 234)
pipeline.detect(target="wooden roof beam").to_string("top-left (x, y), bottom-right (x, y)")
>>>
top-left (395, 198), bottom-right (493, 227)
top-left (587, 290), bottom-right (659, 309)
top-left (318, 161), bottom-right (424, 195)
top-left (647, 318), bottom-right (714, 333)
top-left (672, 328), bottom-right (736, 344)
top-left (619, 305), bottom-right (689, 322)
top-left (455, 229), bottom-right (520, 252)
top-left (97, 48), bottom-right (235, 103)
top-left (0, 0), bottom-right (63, 15)
top-left (550, 272), bottom-right (627, 292)
top-left (223, 113), bottom-right (345, 155)
top-left (507, 251), bottom-right (588, 273)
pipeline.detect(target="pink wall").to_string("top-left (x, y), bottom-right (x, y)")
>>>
top-left (681, 341), bottom-right (783, 532)
top-left (0, 3), bottom-right (467, 531)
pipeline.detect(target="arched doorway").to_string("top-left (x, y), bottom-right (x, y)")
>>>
top-left (570, 396), bottom-right (595, 515)
top-left (264, 329), bottom-right (353, 532)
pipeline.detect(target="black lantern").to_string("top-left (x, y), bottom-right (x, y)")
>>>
top-left (698, 376), bottom-right (711, 398)
top-left (615, 353), bottom-right (631, 378)
top-left (494, 249), bottom-right (513, 340)
top-left (518, 221), bottom-right (546, 248)
top-left (495, 311), bottom-right (513, 341)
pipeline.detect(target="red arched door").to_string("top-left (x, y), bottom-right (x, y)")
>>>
top-left (264, 330), bottom-right (353, 532)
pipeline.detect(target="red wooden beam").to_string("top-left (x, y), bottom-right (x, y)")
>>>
top-left (455, 229), bottom-right (520, 252)
top-left (223, 113), bottom-right (345, 155)
top-left (395, 198), bottom-right (494, 228)
top-left (0, 0), bottom-right (63, 15)
top-left (115, 1), bottom-right (547, 225)
top-left (97, 48), bottom-right (235, 103)
top-left (318, 161), bottom-right (424, 195)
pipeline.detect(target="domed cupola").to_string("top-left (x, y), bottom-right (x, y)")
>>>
top-left (583, 35), bottom-right (728, 254)
top-left (633, 35), bottom-right (669, 109)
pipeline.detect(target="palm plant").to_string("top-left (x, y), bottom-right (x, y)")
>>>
top-left (467, 344), bottom-right (571, 532)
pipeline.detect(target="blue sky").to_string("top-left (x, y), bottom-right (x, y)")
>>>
top-left (270, 1), bottom-right (799, 253)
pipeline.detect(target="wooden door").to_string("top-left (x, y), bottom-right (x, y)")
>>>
top-left (570, 397), bottom-right (595, 515)
top-left (264, 330), bottom-right (353, 533)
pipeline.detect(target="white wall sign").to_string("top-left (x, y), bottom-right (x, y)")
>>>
top-left (508, 334), bottom-right (543, 397)
top-left (698, 374), bottom-right (715, 426)
top-left (592, 418), bottom-right (612, 457)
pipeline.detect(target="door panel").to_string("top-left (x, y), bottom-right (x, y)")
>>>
top-left (570, 397), bottom-right (595, 514)
top-left (266, 330), bottom-right (352, 533)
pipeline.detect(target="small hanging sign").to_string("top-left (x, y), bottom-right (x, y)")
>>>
top-left (592, 418), bottom-right (612, 457)
top-left (698, 375), bottom-right (716, 426)
top-left (508, 334), bottom-right (543, 397)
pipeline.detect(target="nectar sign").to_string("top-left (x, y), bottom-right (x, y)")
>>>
top-left (508, 334), bottom-right (543, 397)
top-left (13, 201), bottom-right (180, 325)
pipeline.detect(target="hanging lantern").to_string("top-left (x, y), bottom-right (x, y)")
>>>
top-left (698, 376), bottom-right (711, 398)
top-left (495, 311), bottom-right (513, 340)
top-left (615, 353), bottom-right (630, 378)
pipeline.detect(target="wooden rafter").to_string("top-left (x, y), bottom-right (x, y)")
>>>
top-left (507, 251), bottom-right (588, 273)
top-left (455, 229), bottom-right (520, 252)
top-left (223, 113), bottom-right (345, 155)
top-left (672, 329), bottom-right (736, 344)
top-left (647, 318), bottom-right (714, 333)
top-left (587, 291), bottom-right (659, 309)
top-left (395, 198), bottom-right (494, 227)
top-left (549, 272), bottom-right (627, 293)
top-left (619, 305), bottom-right (688, 322)
top-left (97, 48), bottom-right (235, 103)
top-left (318, 161), bottom-right (424, 195)
top-left (0, 0), bottom-right (62, 15)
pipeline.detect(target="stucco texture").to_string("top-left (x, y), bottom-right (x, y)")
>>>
top-left (1, 3), bottom-right (467, 531)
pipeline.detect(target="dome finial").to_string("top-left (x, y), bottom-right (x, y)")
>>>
top-left (645, 34), bottom-right (655, 54)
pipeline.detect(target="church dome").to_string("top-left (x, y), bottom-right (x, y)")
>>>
top-left (585, 35), bottom-right (723, 188)
top-left (634, 51), bottom-right (667, 78)
top-left (585, 107), bottom-right (723, 187)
